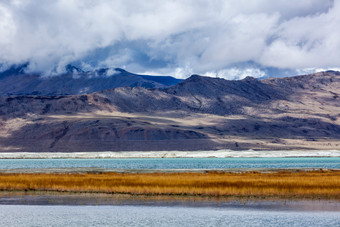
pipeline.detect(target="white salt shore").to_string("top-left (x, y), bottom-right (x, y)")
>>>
top-left (0, 150), bottom-right (340, 159)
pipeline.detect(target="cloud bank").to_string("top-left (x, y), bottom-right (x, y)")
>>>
top-left (0, 0), bottom-right (339, 79)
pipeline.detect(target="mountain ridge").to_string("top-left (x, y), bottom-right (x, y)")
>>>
top-left (0, 71), bottom-right (340, 152)
top-left (0, 64), bottom-right (183, 96)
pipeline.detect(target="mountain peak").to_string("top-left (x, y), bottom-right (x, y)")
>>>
top-left (0, 62), bottom-right (29, 78)
top-left (65, 64), bottom-right (83, 74)
top-left (242, 76), bottom-right (259, 83)
top-left (114, 68), bottom-right (128, 73)
top-left (185, 74), bottom-right (206, 82)
top-left (0, 65), bottom-right (182, 96)
top-left (325, 70), bottom-right (340, 76)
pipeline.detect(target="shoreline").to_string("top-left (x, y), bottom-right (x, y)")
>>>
top-left (1, 149), bottom-right (340, 159)
top-left (0, 167), bottom-right (339, 174)
top-left (1, 191), bottom-right (340, 211)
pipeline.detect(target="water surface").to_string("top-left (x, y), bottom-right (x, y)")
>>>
top-left (0, 205), bottom-right (339, 227)
top-left (0, 157), bottom-right (339, 170)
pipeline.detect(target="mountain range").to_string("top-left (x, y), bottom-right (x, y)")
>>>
top-left (0, 64), bottom-right (182, 96)
top-left (0, 66), bottom-right (340, 152)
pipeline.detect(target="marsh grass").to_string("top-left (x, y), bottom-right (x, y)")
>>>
top-left (0, 170), bottom-right (339, 199)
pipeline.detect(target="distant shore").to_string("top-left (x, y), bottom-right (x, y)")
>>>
top-left (1, 149), bottom-right (340, 159)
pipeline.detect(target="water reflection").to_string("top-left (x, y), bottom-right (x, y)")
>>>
top-left (0, 204), bottom-right (339, 227)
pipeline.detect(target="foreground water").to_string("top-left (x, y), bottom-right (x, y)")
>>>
top-left (0, 157), bottom-right (339, 170)
top-left (0, 204), bottom-right (339, 227)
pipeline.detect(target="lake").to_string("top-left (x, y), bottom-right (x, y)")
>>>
top-left (0, 157), bottom-right (339, 170)
top-left (0, 156), bottom-right (339, 226)
top-left (0, 204), bottom-right (339, 227)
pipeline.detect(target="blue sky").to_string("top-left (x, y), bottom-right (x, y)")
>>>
top-left (1, 0), bottom-right (340, 79)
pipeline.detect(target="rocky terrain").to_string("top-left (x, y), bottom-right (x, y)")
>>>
top-left (0, 70), bottom-right (340, 152)
top-left (0, 64), bottom-right (182, 96)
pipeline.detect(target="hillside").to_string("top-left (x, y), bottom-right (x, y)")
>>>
top-left (0, 71), bottom-right (340, 152)
top-left (0, 64), bottom-right (182, 96)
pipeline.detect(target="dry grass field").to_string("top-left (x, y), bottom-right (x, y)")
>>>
top-left (0, 170), bottom-right (339, 199)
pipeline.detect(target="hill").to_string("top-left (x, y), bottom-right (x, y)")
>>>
top-left (0, 71), bottom-right (340, 152)
top-left (0, 64), bottom-right (182, 96)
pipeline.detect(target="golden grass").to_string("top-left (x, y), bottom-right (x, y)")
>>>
top-left (0, 170), bottom-right (339, 199)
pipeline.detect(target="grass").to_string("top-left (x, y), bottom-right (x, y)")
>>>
top-left (0, 170), bottom-right (339, 199)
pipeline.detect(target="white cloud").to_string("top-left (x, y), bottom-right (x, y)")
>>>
top-left (296, 67), bottom-right (340, 75)
top-left (260, 1), bottom-right (340, 69)
top-left (204, 68), bottom-right (266, 80)
top-left (0, 5), bottom-right (16, 45)
top-left (105, 68), bottom-right (120, 77)
top-left (0, 0), bottom-right (337, 78)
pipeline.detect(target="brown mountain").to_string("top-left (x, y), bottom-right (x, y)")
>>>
top-left (1, 71), bottom-right (340, 152)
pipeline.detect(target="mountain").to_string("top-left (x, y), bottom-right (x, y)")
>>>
top-left (0, 63), bottom-right (29, 80)
top-left (0, 71), bottom-right (340, 152)
top-left (0, 64), bottom-right (183, 96)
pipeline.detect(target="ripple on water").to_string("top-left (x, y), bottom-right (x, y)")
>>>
top-left (0, 157), bottom-right (339, 170)
top-left (0, 204), bottom-right (339, 227)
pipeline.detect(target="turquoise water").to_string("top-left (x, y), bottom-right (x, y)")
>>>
top-left (0, 157), bottom-right (339, 170)
top-left (0, 205), bottom-right (339, 227)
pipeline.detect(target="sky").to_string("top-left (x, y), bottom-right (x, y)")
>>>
top-left (1, 0), bottom-right (340, 79)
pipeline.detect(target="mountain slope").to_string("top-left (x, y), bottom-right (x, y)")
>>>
top-left (0, 71), bottom-right (340, 152)
top-left (0, 65), bottom-right (182, 96)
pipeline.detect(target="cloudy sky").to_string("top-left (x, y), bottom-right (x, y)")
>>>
top-left (0, 0), bottom-right (340, 79)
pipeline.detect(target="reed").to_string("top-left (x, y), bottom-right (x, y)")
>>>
top-left (0, 170), bottom-right (339, 199)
